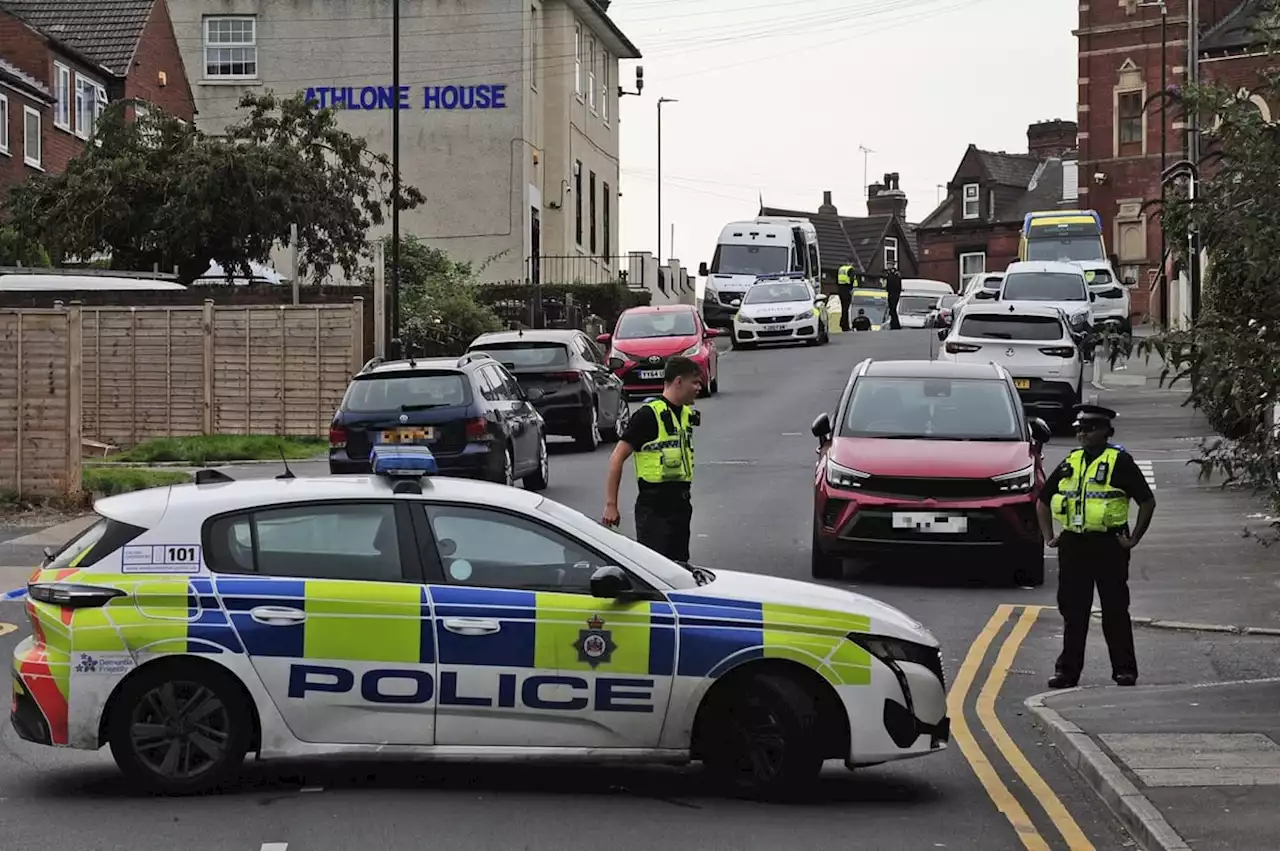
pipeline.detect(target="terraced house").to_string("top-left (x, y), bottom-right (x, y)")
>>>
top-left (0, 0), bottom-right (194, 195)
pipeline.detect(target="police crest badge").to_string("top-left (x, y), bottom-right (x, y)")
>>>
top-left (573, 615), bottom-right (617, 668)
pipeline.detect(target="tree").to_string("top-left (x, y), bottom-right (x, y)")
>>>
top-left (3, 93), bottom-right (424, 283)
top-left (366, 236), bottom-right (504, 355)
top-left (1131, 71), bottom-right (1280, 536)
top-left (0, 226), bottom-right (49, 267)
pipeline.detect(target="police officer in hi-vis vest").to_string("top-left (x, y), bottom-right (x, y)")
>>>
top-left (1036, 404), bottom-right (1157, 688)
top-left (601, 356), bottom-right (702, 563)
top-left (837, 262), bottom-right (857, 331)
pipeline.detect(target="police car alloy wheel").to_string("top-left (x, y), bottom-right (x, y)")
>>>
top-left (107, 660), bottom-right (253, 794)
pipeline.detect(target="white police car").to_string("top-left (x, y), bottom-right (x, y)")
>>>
top-left (11, 446), bottom-right (948, 797)
top-left (731, 276), bottom-right (829, 349)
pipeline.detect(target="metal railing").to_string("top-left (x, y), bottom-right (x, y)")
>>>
top-left (525, 254), bottom-right (630, 287)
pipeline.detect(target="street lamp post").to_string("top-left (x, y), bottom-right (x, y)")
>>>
top-left (388, 0), bottom-right (402, 358)
top-left (1141, 0), bottom-right (1169, 326)
top-left (657, 97), bottom-right (677, 262)
top-left (1187, 0), bottom-right (1201, 321)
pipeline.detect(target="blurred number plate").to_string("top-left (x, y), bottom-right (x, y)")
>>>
top-left (638, 369), bottom-right (664, 380)
top-left (1014, 379), bottom-right (1031, 390)
top-left (892, 513), bottom-right (967, 534)
top-left (380, 427), bottom-right (434, 443)
top-left (762, 324), bottom-right (787, 332)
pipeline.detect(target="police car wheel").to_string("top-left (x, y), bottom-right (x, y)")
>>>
top-left (701, 672), bottom-right (824, 799)
top-left (107, 662), bottom-right (252, 794)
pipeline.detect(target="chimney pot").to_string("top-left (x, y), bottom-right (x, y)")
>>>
top-left (823, 190), bottom-right (832, 205)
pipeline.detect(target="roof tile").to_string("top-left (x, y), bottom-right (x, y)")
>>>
top-left (0, 0), bottom-right (155, 76)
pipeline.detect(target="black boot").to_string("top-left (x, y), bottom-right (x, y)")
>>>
top-left (1047, 673), bottom-right (1078, 689)
top-left (1114, 673), bottom-right (1137, 686)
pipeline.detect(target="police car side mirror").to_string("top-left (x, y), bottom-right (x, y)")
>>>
top-left (698, 262), bottom-right (709, 277)
top-left (590, 565), bottom-right (635, 599)
top-left (1089, 292), bottom-right (1097, 302)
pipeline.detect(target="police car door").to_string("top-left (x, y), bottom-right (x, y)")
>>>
top-left (415, 503), bottom-right (675, 749)
top-left (204, 500), bottom-right (435, 745)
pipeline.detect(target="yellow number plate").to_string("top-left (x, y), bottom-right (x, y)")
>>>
top-left (380, 427), bottom-right (434, 443)
top-left (1014, 379), bottom-right (1031, 390)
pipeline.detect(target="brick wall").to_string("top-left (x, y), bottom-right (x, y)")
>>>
top-left (917, 225), bottom-right (1020, 288)
top-left (124, 0), bottom-right (195, 120)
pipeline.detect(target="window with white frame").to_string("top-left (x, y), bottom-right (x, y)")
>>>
top-left (587, 36), bottom-right (596, 111)
top-left (574, 23), bottom-right (582, 97)
top-left (0, 94), bottom-right (9, 154)
top-left (74, 75), bottom-right (107, 139)
top-left (962, 183), bottom-right (979, 219)
top-left (529, 5), bottom-right (539, 91)
top-left (204, 16), bottom-right (258, 79)
top-left (959, 252), bottom-right (986, 289)
top-left (54, 63), bottom-right (70, 129)
top-left (23, 106), bottom-right (41, 168)
top-left (883, 236), bottom-right (898, 268)
top-left (601, 51), bottom-right (610, 123)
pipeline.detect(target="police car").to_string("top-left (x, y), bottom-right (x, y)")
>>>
top-left (11, 446), bottom-right (948, 797)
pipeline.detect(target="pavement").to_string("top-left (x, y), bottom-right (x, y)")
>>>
top-left (0, 326), bottom-right (1276, 850)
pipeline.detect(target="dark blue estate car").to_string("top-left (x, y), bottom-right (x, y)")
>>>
top-left (328, 353), bottom-right (549, 489)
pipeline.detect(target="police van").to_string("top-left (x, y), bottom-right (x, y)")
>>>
top-left (698, 217), bottom-right (821, 328)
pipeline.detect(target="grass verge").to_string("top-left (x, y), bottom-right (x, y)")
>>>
top-left (82, 467), bottom-right (191, 497)
top-left (109, 434), bottom-right (327, 466)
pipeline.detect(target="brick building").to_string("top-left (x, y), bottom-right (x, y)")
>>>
top-left (1076, 0), bottom-right (1278, 321)
top-left (759, 177), bottom-right (920, 294)
top-left (915, 121), bottom-right (1079, 292)
top-left (0, 0), bottom-right (194, 197)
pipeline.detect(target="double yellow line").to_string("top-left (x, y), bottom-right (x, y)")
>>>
top-left (947, 604), bottom-right (1094, 851)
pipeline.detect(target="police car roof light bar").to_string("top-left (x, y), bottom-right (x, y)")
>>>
top-left (369, 444), bottom-right (438, 479)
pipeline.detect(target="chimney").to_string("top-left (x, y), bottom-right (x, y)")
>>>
top-left (867, 172), bottom-right (908, 219)
top-left (818, 190), bottom-right (837, 215)
top-left (1027, 119), bottom-right (1078, 159)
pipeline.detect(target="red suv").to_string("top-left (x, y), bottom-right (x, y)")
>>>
top-left (598, 305), bottom-right (722, 398)
top-left (810, 359), bottom-right (1052, 586)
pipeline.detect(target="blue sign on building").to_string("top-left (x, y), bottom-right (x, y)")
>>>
top-left (304, 85), bottom-right (507, 111)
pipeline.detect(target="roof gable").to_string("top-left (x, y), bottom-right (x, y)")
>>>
top-left (0, 0), bottom-right (156, 76)
top-left (758, 205), bottom-right (863, 273)
top-left (976, 150), bottom-right (1042, 187)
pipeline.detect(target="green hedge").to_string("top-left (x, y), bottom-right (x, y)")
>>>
top-left (475, 282), bottom-right (651, 325)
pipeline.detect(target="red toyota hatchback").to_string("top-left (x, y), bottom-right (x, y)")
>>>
top-left (597, 304), bottom-right (722, 398)
top-left (810, 359), bottom-right (1052, 586)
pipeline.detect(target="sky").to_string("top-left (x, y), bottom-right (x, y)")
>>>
top-left (604, 0), bottom-right (1078, 269)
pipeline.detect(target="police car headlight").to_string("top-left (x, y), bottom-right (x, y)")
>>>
top-left (679, 343), bottom-right (701, 357)
top-left (736, 314), bottom-right (755, 324)
top-left (848, 633), bottom-right (946, 688)
top-left (704, 283), bottom-right (718, 301)
top-left (826, 459), bottom-right (869, 489)
top-left (992, 464), bottom-right (1035, 493)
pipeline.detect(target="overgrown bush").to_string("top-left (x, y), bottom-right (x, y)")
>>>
top-left (1124, 71), bottom-right (1280, 537)
top-left (475, 281), bottom-right (652, 325)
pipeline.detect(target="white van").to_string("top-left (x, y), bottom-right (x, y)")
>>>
top-left (0, 274), bottom-right (187, 292)
top-left (698, 217), bottom-right (821, 328)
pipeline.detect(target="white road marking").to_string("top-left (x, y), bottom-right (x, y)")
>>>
top-left (1136, 460), bottom-right (1157, 491)
top-left (260, 844), bottom-right (288, 851)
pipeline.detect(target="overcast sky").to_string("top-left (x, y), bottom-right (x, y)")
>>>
top-left (606, 0), bottom-right (1077, 268)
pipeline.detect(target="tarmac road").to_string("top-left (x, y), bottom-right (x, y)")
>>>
top-left (1, 328), bottom-right (1275, 851)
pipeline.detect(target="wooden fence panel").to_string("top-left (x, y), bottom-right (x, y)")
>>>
top-left (0, 308), bottom-right (80, 498)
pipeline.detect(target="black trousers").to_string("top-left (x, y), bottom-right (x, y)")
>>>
top-left (634, 489), bottom-right (693, 563)
top-left (837, 289), bottom-right (852, 331)
top-left (888, 293), bottom-right (901, 330)
top-left (1055, 531), bottom-right (1137, 679)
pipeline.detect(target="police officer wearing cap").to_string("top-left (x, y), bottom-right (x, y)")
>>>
top-left (1036, 403), bottom-right (1156, 688)
top-left (601, 356), bottom-right (702, 563)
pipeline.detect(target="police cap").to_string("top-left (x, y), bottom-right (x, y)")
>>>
top-left (1071, 403), bottom-right (1117, 428)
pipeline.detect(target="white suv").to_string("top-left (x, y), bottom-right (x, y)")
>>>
top-left (998, 261), bottom-right (1094, 338)
top-left (937, 301), bottom-right (1084, 428)
top-left (1074, 261), bottom-right (1132, 334)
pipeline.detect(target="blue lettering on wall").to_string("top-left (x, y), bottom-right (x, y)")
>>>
top-left (284, 665), bottom-right (653, 712)
top-left (306, 85), bottom-right (507, 110)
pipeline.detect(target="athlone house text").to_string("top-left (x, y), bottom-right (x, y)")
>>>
top-left (304, 85), bottom-right (508, 110)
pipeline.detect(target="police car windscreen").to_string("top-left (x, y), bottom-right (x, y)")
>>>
top-left (839, 377), bottom-right (1021, 441)
top-left (615, 311), bottom-right (697, 339)
top-left (710, 244), bottom-right (789, 277)
top-left (851, 292), bottom-right (886, 307)
top-left (1024, 237), bottom-right (1105, 262)
top-left (470, 342), bottom-right (570, 370)
top-left (1002, 273), bottom-right (1088, 301)
top-left (743, 282), bottom-right (810, 303)
top-left (960, 314), bottom-right (1064, 341)
top-left (897, 295), bottom-right (939, 315)
top-left (344, 372), bottom-right (471, 412)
